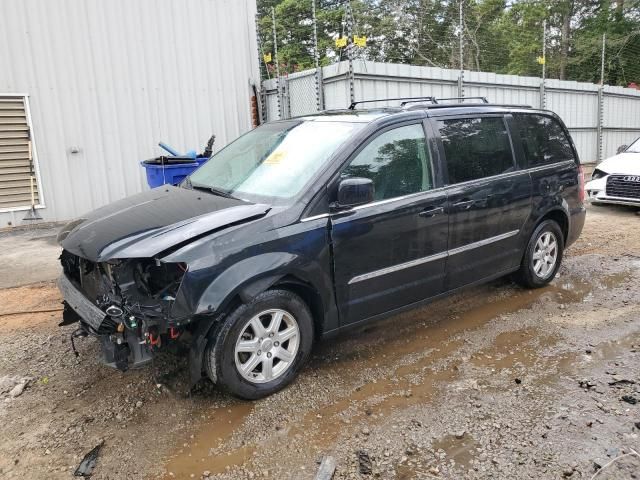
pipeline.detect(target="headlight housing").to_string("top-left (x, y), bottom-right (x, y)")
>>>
top-left (591, 168), bottom-right (607, 181)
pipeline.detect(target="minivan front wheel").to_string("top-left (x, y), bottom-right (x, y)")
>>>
top-left (204, 289), bottom-right (314, 399)
top-left (515, 220), bottom-right (565, 289)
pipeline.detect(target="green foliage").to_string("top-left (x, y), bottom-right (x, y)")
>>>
top-left (257, 0), bottom-right (640, 86)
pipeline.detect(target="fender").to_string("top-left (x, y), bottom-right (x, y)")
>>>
top-left (195, 253), bottom-right (299, 314)
top-left (181, 251), bottom-right (335, 385)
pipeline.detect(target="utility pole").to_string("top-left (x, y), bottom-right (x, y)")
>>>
top-left (540, 19), bottom-right (546, 109)
top-left (271, 7), bottom-right (281, 119)
top-left (458, 0), bottom-right (464, 99)
top-left (312, 0), bottom-right (323, 111)
top-left (542, 20), bottom-right (546, 82)
top-left (254, 13), bottom-right (266, 124)
top-left (346, 1), bottom-right (355, 104)
top-left (600, 33), bottom-right (606, 86)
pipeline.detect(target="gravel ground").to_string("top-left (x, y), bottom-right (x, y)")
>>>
top-left (0, 203), bottom-right (639, 480)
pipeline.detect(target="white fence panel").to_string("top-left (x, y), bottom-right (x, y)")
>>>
top-left (602, 86), bottom-right (640, 159)
top-left (464, 71), bottom-right (541, 107)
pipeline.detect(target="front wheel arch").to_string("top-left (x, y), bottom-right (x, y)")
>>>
top-left (204, 288), bottom-right (315, 399)
top-left (186, 276), bottom-right (323, 387)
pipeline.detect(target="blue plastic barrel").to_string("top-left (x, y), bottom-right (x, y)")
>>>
top-left (141, 156), bottom-right (209, 188)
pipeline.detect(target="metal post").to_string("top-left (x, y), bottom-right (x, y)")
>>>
top-left (312, 0), bottom-right (323, 111)
top-left (346, 1), bottom-right (355, 104)
top-left (272, 7), bottom-right (281, 119)
top-left (542, 20), bottom-right (546, 82)
top-left (458, 0), bottom-right (464, 99)
top-left (254, 14), bottom-right (266, 123)
top-left (600, 33), bottom-right (606, 86)
top-left (597, 33), bottom-right (606, 163)
top-left (597, 88), bottom-right (604, 163)
top-left (540, 20), bottom-right (546, 109)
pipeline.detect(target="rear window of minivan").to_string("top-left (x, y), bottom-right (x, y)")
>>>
top-left (514, 114), bottom-right (576, 167)
top-left (437, 116), bottom-right (515, 184)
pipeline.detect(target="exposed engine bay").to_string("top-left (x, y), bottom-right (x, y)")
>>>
top-left (60, 250), bottom-right (187, 371)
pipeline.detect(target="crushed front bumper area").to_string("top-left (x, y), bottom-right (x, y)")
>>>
top-left (59, 275), bottom-right (154, 370)
top-left (58, 250), bottom-right (187, 372)
top-left (59, 275), bottom-right (107, 332)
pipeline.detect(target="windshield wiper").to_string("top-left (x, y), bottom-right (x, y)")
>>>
top-left (188, 180), bottom-right (236, 199)
top-left (207, 186), bottom-right (236, 199)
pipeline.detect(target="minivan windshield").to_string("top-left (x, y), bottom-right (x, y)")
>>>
top-left (187, 120), bottom-right (362, 203)
top-left (625, 137), bottom-right (640, 153)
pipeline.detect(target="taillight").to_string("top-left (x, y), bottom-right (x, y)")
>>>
top-left (578, 165), bottom-right (585, 203)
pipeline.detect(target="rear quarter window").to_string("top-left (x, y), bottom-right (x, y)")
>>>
top-left (514, 113), bottom-right (576, 167)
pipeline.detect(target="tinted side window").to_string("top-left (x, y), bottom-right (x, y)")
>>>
top-left (437, 116), bottom-right (515, 184)
top-left (342, 124), bottom-right (432, 201)
top-left (514, 113), bottom-right (576, 167)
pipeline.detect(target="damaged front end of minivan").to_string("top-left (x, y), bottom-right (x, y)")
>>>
top-left (59, 250), bottom-right (189, 371)
top-left (55, 185), bottom-right (273, 377)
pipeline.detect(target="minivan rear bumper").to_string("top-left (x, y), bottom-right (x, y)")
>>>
top-left (566, 205), bottom-right (586, 248)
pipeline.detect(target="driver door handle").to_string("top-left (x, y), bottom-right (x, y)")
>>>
top-left (452, 199), bottom-right (475, 210)
top-left (418, 206), bottom-right (445, 218)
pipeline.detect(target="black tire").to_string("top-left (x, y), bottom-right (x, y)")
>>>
top-left (515, 219), bottom-right (565, 289)
top-left (204, 289), bottom-right (314, 400)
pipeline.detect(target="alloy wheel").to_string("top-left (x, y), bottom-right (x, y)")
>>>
top-left (532, 231), bottom-right (558, 279)
top-left (234, 309), bottom-right (300, 384)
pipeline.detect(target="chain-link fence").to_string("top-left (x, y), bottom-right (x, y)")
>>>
top-left (261, 68), bottom-right (322, 122)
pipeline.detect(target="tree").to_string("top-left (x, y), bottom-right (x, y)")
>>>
top-left (257, 0), bottom-right (640, 86)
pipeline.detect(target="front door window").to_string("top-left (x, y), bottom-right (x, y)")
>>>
top-left (342, 124), bottom-right (433, 200)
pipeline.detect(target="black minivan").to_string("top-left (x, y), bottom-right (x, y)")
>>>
top-left (57, 98), bottom-right (586, 399)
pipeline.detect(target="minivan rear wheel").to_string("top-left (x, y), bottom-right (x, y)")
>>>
top-left (515, 219), bottom-right (565, 289)
top-left (204, 289), bottom-right (314, 400)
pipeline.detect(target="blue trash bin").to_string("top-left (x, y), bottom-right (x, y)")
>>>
top-left (141, 156), bottom-right (209, 188)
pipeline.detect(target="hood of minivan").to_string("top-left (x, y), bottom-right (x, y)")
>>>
top-left (598, 152), bottom-right (640, 175)
top-left (58, 186), bottom-right (270, 262)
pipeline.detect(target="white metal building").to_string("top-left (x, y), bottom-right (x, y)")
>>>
top-left (0, 0), bottom-right (259, 227)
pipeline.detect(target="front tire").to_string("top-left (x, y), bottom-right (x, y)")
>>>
top-left (515, 220), bottom-right (564, 289)
top-left (204, 289), bottom-right (314, 400)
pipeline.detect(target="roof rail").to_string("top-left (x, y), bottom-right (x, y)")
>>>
top-left (348, 97), bottom-right (437, 110)
top-left (400, 99), bottom-right (438, 106)
top-left (346, 96), bottom-right (534, 112)
top-left (404, 102), bottom-right (532, 111)
top-left (434, 96), bottom-right (489, 104)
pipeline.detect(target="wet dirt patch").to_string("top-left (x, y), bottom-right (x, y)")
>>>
top-left (469, 328), bottom-right (551, 372)
top-left (431, 433), bottom-right (478, 469)
top-left (160, 263), bottom-right (636, 478)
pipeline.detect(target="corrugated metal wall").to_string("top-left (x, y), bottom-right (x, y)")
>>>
top-left (0, 0), bottom-right (259, 226)
top-left (265, 61), bottom-right (640, 165)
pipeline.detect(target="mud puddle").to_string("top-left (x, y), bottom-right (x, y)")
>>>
top-left (394, 432), bottom-right (478, 480)
top-left (432, 433), bottom-right (478, 468)
top-left (161, 270), bottom-right (632, 478)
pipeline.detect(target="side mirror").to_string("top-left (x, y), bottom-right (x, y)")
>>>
top-left (336, 177), bottom-right (374, 209)
top-left (617, 144), bottom-right (628, 154)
